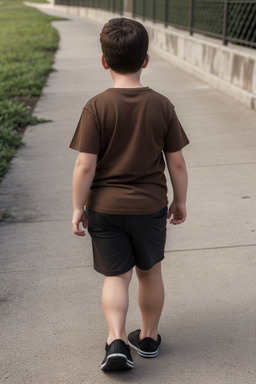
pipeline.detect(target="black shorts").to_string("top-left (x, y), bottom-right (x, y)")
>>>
top-left (86, 207), bottom-right (167, 276)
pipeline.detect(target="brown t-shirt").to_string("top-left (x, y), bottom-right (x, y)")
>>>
top-left (70, 87), bottom-right (189, 215)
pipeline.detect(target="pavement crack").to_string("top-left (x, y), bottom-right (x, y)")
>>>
top-left (0, 264), bottom-right (92, 275)
top-left (0, 218), bottom-right (70, 225)
top-left (165, 243), bottom-right (256, 253)
top-left (188, 161), bottom-right (256, 169)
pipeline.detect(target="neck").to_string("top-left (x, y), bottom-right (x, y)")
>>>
top-left (110, 69), bottom-right (144, 88)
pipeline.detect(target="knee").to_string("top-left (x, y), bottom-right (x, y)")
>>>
top-left (117, 268), bottom-right (133, 284)
top-left (136, 262), bottom-right (162, 280)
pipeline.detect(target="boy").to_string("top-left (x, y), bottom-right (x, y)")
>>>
top-left (70, 18), bottom-right (189, 372)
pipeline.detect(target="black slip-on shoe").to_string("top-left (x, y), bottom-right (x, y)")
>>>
top-left (101, 339), bottom-right (134, 371)
top-left (128, 329), bottom-right (161, 358)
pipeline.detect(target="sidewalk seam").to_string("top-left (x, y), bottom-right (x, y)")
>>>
top-left (165, 243), bottom-right (256, 253)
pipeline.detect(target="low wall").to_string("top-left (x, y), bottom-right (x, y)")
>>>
top-left (146, 22), bottom-right (256, 110)
top-left (52, 4), bottom-right (256, 110)
top-left (51, 4), bottom-right (118, 24)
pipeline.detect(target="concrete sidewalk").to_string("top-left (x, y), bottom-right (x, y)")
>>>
top-left (1, 5), bottom-right (256, 384)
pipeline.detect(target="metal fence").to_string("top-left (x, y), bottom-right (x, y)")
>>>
top-left (54, 0), bottom-right (256, 48)
top-left (133, 0), bottom-right (256, 48)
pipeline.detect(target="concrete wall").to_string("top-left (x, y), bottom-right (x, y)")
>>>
top-left (52, 4), bottom-right (256, 110)
top-left (145, 22), bottom-right (256, 110)
top-left (124, 0), bottom-right (133, 14)
top-left (51, 4), bottom-right (118, 23)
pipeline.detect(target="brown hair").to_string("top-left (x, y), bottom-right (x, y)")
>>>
top-left (100, 18), bottom-right (149, 74)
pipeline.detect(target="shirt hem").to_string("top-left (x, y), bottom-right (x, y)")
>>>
top-left (69, 144), bottom-right (99, 154)
top-left (86, 205), bottom-right (168, 216)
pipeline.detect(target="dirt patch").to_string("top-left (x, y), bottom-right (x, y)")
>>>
top-left (16, 96), bottom-right (39, 115)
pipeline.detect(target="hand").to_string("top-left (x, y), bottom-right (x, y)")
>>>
top-left (72, 209), bottom-right (87, 236)
top-left (167, 201), bottom-right (187, 225)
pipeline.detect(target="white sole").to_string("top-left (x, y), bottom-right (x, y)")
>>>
top-left (101, 353), bottom-right (134, 370)
top-left (128, 341), bottom-right (159, 358)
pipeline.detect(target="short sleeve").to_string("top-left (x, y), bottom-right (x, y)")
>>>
top-left (69, 107), bottom-right (100, 154)
top-left (164, 108), bottom-right (189, 153)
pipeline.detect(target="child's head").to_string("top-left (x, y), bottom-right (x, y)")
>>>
top-left (100, 18), bottom-right (149, 74)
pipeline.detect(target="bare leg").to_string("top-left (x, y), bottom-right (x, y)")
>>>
top-left (102, 269), bottom-right (133, 345)
top-left (136, 261), bottom-right (164, 341)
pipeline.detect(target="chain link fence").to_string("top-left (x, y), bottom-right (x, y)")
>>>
top-left (54, 0), bottom-right (256, 48)
top-left (133, 0), bottom-right (256, 48)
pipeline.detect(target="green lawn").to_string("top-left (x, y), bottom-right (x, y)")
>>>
top-left (0, 0), bottom-right (65, 181)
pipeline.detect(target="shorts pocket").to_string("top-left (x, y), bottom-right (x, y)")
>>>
top-left (146, 207), bottom-right (167, 244)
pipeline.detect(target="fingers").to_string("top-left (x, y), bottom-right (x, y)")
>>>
top-left (72, 222), bottom-right (85, 236)
top-left (72, 210), bottom-right (87, 236)
top-left (168, 202), bottom-right (187, 225)
top-left (168, 210), bottom-right (186, 225)
top-left (169, 216), bottom-right (186, 225)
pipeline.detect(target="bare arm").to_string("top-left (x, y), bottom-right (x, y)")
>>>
top-left (72, 152), bottom-right (97, 236)
top-left (164, 150), bottom-right (188, 225)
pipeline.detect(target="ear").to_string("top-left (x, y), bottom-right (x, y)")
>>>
top-left (142, 53), bottom-right (150, 69)
top-left (101, 54), bottom-right (110, 70)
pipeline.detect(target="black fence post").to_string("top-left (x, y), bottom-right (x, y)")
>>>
top-left (152, 0), bottom-right (156, 22)
top-left (142, 0), bottom-right (146, 21)
top-left (189, 0), bottom-right (194, 35)
top-left (223, 0), bottom-right (228, 45)
top-left (132, 0), bottom-right (135, 18)
top-left (165, 0), bottom-right (169, 28)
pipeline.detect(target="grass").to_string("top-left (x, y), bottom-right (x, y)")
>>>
top-left (0, 209), bottom-right (11, 221)
top-left (0, 0), bottom-right (65, 181)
